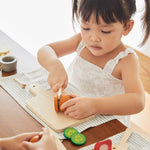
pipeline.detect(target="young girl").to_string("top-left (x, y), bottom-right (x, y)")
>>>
top-left (37, 0), bottom-right (147, 127)
top-left (0, 1), bottom-right (150, 150)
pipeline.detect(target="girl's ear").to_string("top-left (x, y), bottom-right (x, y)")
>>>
top-left (123, 20), bottom-right (134, 36)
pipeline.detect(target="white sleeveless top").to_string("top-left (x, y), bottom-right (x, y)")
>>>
top-left (67, 41), bottom-right (138, 127)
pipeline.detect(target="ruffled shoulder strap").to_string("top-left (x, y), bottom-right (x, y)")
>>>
top-left (76, 40), bottom-right (85, 55)
top-left (104, 48), bottom-right (138, 74)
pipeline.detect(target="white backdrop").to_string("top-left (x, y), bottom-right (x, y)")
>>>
top-left (0, 0), bottom-right (149, 68)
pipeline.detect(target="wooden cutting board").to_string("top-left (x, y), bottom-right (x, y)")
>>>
top-left (26, 84), bottom-right (95, 133)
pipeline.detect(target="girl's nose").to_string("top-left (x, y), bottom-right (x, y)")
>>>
top-left (90, 33), bottom-right (101, 42)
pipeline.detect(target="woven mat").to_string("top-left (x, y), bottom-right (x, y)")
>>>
top-left (79, 130), bottom-right (150, 150)
top-left (0, 68), bottom-right (115, 139)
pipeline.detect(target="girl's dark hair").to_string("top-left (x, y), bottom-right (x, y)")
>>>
top-left (142, 0), bottom-right (150, 45)
top-left (72, 0), bottom-right (150, 46)
top-left (72, 0), bottom-right (136, 25)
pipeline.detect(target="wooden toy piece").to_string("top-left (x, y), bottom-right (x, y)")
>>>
top-left (63, 127), bottom-right (86, 146)
top-left (71, 132), bottom-right (86, 146)
top-left (26, 84), bottom-right (95, 133)
top-left (30, 134), bottom-right (42, 143)
top-left (63, 127), bottom-right (78, 139)
top-left (13, 77), bottom-right (26, 88)
top-left (57, 88), bottom-right (62, 102)
top-left (0, 47), bottom-right (9, 56)
top-left (29, 131), bottom-right (67, 150)
top-left (93, 139), bottom-right (112, 150)
top-left (112, 128), bottom-right (132, 150)
top-left (54, 94), bottom-right (71, 112)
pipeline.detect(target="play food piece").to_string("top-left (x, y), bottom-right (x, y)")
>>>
top-left (54, 96), bottom-right (59, 112)
top-left (63, 127), bottom-right (86, 146)
top-left (112, 128), bottom-right (132, 150)
top-left (54, 94), bottom-right (71, 112)
top-left (13, 78), bottom-right (26, 88)
top-left (0, 47), bottom-right (9, 56)
top-left (71, 133), bottom-right (86, 145)
top-left (30, 134), bottom-right (42, 143)
top-left (93, 139), bottom-right (112, 150)
top-left (63, 127), bottom-right (78, 139)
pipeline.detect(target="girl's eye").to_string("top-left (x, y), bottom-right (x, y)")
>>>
top-left (101, 30), bottom-right (111, 34)
top-left (82, 27), bottom-right (90, 31)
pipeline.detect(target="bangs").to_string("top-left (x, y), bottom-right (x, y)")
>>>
top-left (78, 0), bottom-right (131, 24)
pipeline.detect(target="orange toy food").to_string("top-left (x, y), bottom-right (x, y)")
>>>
top-left (54, 94), bottom-right (71, 112)
top-left (30, 134), bottom-right (42, 143)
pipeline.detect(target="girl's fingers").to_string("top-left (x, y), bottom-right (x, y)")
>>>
top-left (62, 78), bottom-right (68, 90)
top-left (52, 78), bottom-right (68, 92)
top-left (52, 84), bottom-right (59, 92)
top-left (64, 105), bottom-right (76, 115)
top-left (60, 99), bottom-right (76, 110)
top-left (67, 111), bottom-right (78, 119)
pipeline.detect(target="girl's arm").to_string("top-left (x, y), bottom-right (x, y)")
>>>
top-left (37, 33), bottom-right (82, 71)
top-left (94, 53), bottom-right (145, 115)
top-left (37, 33), bottom-right (82, 92)
top-left (0, 138), bottom-right (5, 149)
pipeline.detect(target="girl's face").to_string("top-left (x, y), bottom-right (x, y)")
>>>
top-left (80, 13), bottom-right (132, 56)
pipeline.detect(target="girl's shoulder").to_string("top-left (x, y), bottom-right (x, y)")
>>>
top-left (105, 47), bottom-right (139, 76)
top-left (109, 47), bottom-right (138, 68)
top-left (118, 48), bottom-right (139, 72)
top-left (120, 48), bottom-right (138, 63)
top-left (112, 47), bottom-right (138, 64)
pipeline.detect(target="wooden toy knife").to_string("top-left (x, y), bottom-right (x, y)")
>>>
top-left (57, 87), bottom-right (62, 110)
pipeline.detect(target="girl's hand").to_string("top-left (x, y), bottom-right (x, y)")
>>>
top-left (47, 60), bottom-right (68, 92)
top-left (0, 132), bottom-right (39, 150)
top-left (22, 128), bottom-right (57, 150)
top-left (60, 96), bottom-right (97, 119)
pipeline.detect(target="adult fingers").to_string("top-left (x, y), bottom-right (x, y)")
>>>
top-left (42, 128), bottom-right (50, 136)
top-left (22, 141), bottom-right (33, 150)
top-left (20, 132), bottom-right (41, 141)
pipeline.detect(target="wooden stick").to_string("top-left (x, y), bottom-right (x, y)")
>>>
top-left (57, 87), bottom-right (62, 99)
top-left (112, 128), bottom-right (132, 150)
top-left (13, 78), bottom-right (26, 88)
top-left (119, 128), bottom-right (132, 145)
top-left (117, 128), bottom-right (132, 150)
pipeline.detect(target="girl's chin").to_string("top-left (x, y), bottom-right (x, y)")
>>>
top-left (90, 51), bottom-right (104, 56)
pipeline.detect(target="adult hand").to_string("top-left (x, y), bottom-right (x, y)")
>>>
top-left (0, 132), bottom-right (39, 150)
top-left (22, 128), bottom-right (57, 150)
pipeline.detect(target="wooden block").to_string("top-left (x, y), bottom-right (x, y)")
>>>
top-left (26, 84), bottom-right (95, 133)
top-left (0, 46), bottom-right (9, 56)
